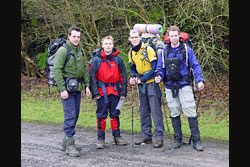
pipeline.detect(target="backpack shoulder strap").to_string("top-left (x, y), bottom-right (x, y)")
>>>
top-left (96, 55), bottom-right (120, 70)
top-left (129, 47), bottom-right (134, 65)
top-left (80, 48), bottom-right (84, 57)
top-left (141, 44), bottom-right (150, 62)
top-left (163, 44), bottom-right (170, 68)
top-left (182, 43), bottom-right (189, 67)
top-left (96, 56), bottom-right (102, 70)
top-left (182, 42), bottom-right (195, 88)
top-left (176, 42), bottom-right (191, 71)
top-left (62, 43), bottom-right (72, 66)
top-left (113, 56), bottom-right (119, 66)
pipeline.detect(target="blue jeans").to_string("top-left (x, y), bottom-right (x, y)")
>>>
top-left (61, 91), bottom-right (82, 137)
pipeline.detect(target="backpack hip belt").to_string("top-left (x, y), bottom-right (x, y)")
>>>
top-left (137, 70), bottom-right (154, 94)
top-left (97, 80), bottom-right (120, 103)
top-left (166, 74), bottom-right (192, 98)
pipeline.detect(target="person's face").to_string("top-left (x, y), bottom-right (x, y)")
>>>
top-left (168, 30), bottom-right (180, 46)
top-left (68, 30), bottom-right (81, 46)
top-left (102, 39), bottom-right (114, 54)
top-left (129, 33), bottom-right (142, 46)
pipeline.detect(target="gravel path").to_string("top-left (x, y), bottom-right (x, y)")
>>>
top-left (21, 122), bottom-right (229, 167)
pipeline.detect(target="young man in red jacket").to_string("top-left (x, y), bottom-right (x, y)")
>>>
top-left (89, 36), bottom-right (127, 149)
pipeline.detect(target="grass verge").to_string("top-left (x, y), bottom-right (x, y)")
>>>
top-left (21, 85), bottom-right (229, 142)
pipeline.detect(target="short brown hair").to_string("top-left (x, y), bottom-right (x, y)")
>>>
top-left (68, 26), bottom-right (82, 35)
top-left (129, 29), bottom-right (141, 37)
top-left (101, 36), bottom-right (114, 43)
top-left (167, 25), bottom-right (180, 35)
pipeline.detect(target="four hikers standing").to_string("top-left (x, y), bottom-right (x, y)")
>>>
top-left (52, 25), bottom-right (206, 157)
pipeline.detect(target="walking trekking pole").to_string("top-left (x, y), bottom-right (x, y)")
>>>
top-left (154, 70), bottom-right (173, 149)
top-left (162, 95), bottom-right (173, 150)
top-left (131, 84), bottom-right (134, 147)
top-left (188, 88), bottom-right (202, 145)
top-left (196, 89), bottom-right (202, 117)
top-left (48, 84), bottom-right (51, 95)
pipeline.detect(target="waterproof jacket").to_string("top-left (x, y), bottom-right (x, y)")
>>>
top-left (89, 48), bottom-right (127, 99)
top-left (156, 42), bottom-right (203, 89)
top-left (53, 40), bottom-right (90, 92)
top-left (129, 42), bottom-right (157, 84)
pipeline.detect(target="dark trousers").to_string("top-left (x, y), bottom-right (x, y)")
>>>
top-left (96, 94), bottom-right (120, 140)
top-left (138, 82), bottom-right (165, 140)
top-left (61, 91), bottom-right (82, 137)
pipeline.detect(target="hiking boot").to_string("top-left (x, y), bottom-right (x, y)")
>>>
top-left (96, 139), bottom-right (105, 149)
top-left (193, 141), bottom-right (204, 151)
top-left (60, 135), bottom-right (67, 151)
top-left (112, 136), bottom-right (127, 146)
top-left (60, 135), bottom-right (82, 151)
top-left (154, 140), bottom-right (163, 148)
top-left (65, 136), bottom-right (80, 157)
top-left (172, 140), bottom-right (182, 149)
top-left (135, 137), bottom-right (152, 145)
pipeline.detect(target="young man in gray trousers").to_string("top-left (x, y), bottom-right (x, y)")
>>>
top-left (155, 25), bottom-right (204, 151)
top-left (128, 29), bottom-right (165, 148)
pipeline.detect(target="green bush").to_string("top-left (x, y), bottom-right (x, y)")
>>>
top-left (36, 48), bottom-right (48, 69)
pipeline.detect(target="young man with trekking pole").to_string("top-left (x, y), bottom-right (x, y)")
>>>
top-left (53, 26), bottom-right (91, 157)
top-left (155, 25), bottom-right (204, 151)
top-left (128, 29), bottom-right (165, 148)
top-left (89, 36), bottom-right (128, 149)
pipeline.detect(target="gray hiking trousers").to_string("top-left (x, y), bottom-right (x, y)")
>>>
top-left (138, 82), bottom-right (165, 140)
top-left (165, 85), bottom-right (197, 118)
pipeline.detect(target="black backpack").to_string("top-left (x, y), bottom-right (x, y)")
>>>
top-left (46, 38), bottom-right (72, 86)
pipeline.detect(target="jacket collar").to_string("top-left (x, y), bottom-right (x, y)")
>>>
top-left (66, 40), bottom-right (81, 52)
top-left (100, 48), bottom-right (119, 60)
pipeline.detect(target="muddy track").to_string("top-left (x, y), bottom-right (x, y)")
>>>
top-left (21, 122), bottom-right (229, 167)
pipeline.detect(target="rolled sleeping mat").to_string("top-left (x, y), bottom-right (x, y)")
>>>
top-left (133, 24), bottom-right (163, 34)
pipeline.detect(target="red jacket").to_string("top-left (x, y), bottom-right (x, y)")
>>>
top-left (89, 48), bottom-right (127, 99)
